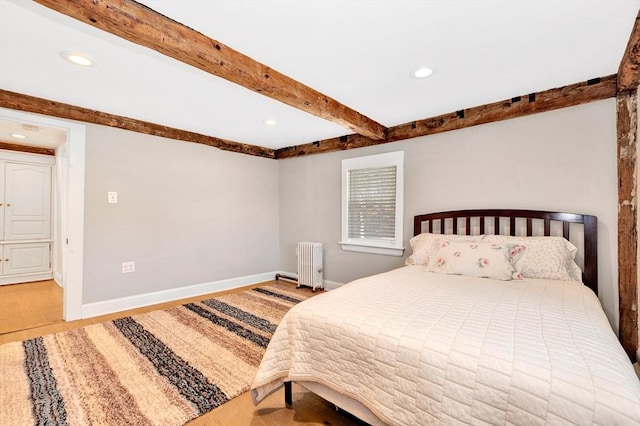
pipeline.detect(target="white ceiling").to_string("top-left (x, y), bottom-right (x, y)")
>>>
top-left (0, 0), bottom-right (638, 151)
top-left (0, 117), bottom-right (66, 148)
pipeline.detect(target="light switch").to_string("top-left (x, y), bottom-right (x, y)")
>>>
top-left (108, 191), bottom-right (118, 204)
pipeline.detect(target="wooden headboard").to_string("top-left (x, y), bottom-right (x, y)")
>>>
top-left (413, 209), bottom-right (598, 294)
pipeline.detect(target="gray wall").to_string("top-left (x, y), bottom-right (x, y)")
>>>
top-left (279, 99), bottom-right (619, 329)
top-left (78, 99), bottom-right (618, 329)
top-left (83, 125), bottom-right (279, 303)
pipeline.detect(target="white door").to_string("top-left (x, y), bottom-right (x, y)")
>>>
top-left (3, 162), bottom-right (52, 240)
top-left (0, 162), bottom-right (4, 240)
top-left (2, 242), bottom-right (51, 276)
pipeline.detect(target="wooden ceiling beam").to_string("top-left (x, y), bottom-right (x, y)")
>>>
top-left (618, 10), bottom-right (640, 92)
top-left (0, 89), bottom-right (275, 159)
top-left (2, 75), bottom-right (615, 160)
top-left (0, 141), bottom-right (55, 156)
top-left (276, 75), bottom-right (617, 158)
top-left (33, 0), bottom-right (387, 141)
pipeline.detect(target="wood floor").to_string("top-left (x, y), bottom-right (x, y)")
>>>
top-left (0, 279), bottom-right (63, 335)
top-left (0, 280), bottom-right (365, 426)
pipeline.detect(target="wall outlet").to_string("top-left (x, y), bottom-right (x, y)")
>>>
top-left (108, 191), bottom-right (118, 204)
top-left (122, 261), bottom-right (135, 273)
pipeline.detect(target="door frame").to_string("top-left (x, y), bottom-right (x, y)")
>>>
top-left (0, 107), bottom-right (86, 320)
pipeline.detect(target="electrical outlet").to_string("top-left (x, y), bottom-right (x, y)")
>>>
top-left (122, 261), bottom-right (135, 273)
top-left (108, 191), bottom-right (118, 204)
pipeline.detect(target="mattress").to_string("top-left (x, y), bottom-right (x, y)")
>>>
top-left (251, 266), bottom-right (640, 425)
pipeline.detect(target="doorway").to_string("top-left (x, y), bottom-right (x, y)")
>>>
top-left (0, 108), bottom-right (85, 324)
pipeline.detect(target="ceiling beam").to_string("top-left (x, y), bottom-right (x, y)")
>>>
top-left (618, 9), bottom-right (640, 92)
top-left (0, 141), bottom-right (55, 156)
top-left (33, 0), bottom-right (387, 141)
top-left (276, 75), bottom-right (617, 158)
top-left (0, 89), bottom-right (275, 159)
top-left (1, 75), bottom-right (615, 160)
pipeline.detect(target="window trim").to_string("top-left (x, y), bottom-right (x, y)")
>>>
top-left (339, 151), bottom-right (404, 256)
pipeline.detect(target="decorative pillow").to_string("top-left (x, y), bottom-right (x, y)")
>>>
top-left (405, 233), bottom-right (483, 266)
top-left (426, 240), bottom-right (523, 281)
top-left (481, 235), bottom-right (582, 282)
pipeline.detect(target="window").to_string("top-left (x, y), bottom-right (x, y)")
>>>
top-left (340, 151), bottom-right (404, 256)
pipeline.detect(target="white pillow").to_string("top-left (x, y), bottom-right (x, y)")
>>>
top-left (426, 239), bottom-right (523, 281)
top-left (405, 233), bottom-right (483, 266)
top-left (481, 235), bottom-right (582, 282)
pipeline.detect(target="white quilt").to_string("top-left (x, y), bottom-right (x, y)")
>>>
top-left (251, 266), bottom-right (640, 425)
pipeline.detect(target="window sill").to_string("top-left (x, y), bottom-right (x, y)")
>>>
top-left (339, 242), bottom-right (405, 257)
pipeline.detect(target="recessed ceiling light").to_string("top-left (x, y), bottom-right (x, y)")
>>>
top-left (263, 119), bottom-right (277, 126)
top-left (411, 66), bottom-right (434, 79)
top-left (60, 51), bottom-right (94, 67)
top-left (10, 133), bottom-right (26, 139)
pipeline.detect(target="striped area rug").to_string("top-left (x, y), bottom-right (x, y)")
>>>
top-left (0, 282), bottom-right (316, 425)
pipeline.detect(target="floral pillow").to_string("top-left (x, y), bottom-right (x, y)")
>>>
top-left (405, 233), bottom-right (483, 266)
top-left (426, 240), bottom-right (524, 281)
top-left (481, 235), bottom-right (582, 282)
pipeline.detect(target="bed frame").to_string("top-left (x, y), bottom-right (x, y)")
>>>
top-left (413, 209), bottom-right (598, 294)
top-left (284, 209), bottom-right (599, 421)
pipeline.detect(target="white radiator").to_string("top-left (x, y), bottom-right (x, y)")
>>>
top-left (297, 242), bottom-right (323, 290)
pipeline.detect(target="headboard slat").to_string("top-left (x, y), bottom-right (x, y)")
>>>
top-left (413, 209), bottom-right (598, 294)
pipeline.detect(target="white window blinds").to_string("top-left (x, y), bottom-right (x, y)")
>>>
top-left (340, 151), bottom-right (404, 256)
top-left (347, 166), bottom-right (397, 241)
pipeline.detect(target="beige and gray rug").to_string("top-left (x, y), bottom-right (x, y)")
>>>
top-left (0, 283), bottom-right (316, 425)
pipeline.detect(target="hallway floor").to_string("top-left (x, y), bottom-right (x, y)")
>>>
top-left (0, 279), bottom-right (63, 335)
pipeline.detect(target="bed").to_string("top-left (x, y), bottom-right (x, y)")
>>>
top-left (251, 209), bottom-right (640, 425)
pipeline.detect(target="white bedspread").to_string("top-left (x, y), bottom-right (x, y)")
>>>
top-left (251, 266), bottom-right (640, 425)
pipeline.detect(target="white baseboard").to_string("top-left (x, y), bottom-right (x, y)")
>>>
top-left (323, 280), bottom-right (345, 290)
top-left (277, 271), bottom-right (345, 291)
top-left (0, 272), bottom-right (53, 286)
top-left (81, 271), bottom-right (279, 319)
